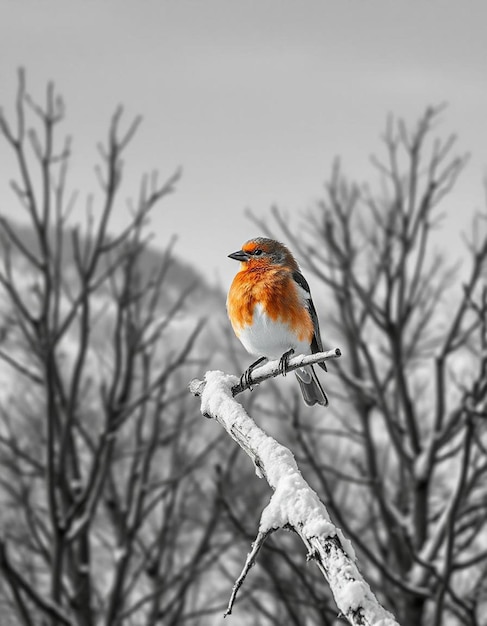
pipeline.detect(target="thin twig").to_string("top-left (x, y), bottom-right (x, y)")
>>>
top-left (224, 530), bottom-right (272, 617)
top-left (190, 349), bottom-right (341, 400)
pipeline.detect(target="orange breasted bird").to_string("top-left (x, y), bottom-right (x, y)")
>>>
top-left (227, 237), bottom-right (328, 407)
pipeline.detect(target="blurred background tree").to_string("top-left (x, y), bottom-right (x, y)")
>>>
top-left (0, 73), bottom-right (485, 626)
top-left (0, 71), bottom-right (232, 626)
top-left (246, 106), bottom-right (487, 626)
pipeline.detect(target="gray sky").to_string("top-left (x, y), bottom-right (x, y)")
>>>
top-left (1, 0), bottom-right (486, 288)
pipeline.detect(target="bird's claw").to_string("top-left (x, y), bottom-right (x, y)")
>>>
top-left (240, 356), bottom-right (267, 391)
top-left (278, 349), bottom-right (294, 376)
top-left (240, 369), bottom-right (254, 391)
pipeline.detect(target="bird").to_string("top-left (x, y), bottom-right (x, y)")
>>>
top-left (227, 237), bottom-right (328, 407)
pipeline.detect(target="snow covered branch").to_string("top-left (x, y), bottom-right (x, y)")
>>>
top-left (190, 348), bottom-right (341, 400)
top-left (189, 368), bottom-right (400, 625)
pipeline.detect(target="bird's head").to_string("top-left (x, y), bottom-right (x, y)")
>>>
top-left (228, 237), bottom-right (299, 271)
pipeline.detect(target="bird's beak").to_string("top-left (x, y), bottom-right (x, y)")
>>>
top-left (228, 249), bottom-right (250, 262)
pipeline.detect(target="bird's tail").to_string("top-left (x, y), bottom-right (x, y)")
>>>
top-left (295, 364), bottom-right (328, 407)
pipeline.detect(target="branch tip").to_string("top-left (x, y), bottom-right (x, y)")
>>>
top-left (224, 530), bottom-right (271, 617)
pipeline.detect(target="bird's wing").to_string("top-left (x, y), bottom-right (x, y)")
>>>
top-left (292, 271), bottom-right (327, 372)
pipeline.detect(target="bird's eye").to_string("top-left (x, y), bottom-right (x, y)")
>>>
top-left (253, 249), bottom-right (263, 256)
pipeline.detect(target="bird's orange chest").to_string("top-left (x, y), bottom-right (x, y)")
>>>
top-left (227, 267), bottom-right (313, 342)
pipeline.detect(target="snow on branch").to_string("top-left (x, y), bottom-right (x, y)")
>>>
top-left (189, 360), bottom-right (400, 625)
top-left (191, 348), bottom-right (341, 400)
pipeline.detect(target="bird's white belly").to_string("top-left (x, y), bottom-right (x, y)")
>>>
top-left (237, 303), bottom-right (310, 360)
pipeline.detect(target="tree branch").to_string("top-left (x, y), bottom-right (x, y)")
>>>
top-left (189, 369), bottom-right (400, 625)
top-left (224, 530), bottom-right (273, 617)
top-left (190, 349), bottom-right (341, 400)
top-left (0, 540), bottom-right (74, 626)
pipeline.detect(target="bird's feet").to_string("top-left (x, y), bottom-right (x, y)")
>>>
top-left (240, 356), bottom-right (267, 390)
top-left (278, 348), bottom-right (294, 377)
top-left (240, 369), bottom-right (253, 390)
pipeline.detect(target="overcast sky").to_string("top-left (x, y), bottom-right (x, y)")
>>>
top-left (1, 0), bottom-right (486, 288)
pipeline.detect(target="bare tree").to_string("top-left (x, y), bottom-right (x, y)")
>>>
top-left (259, 106), bottom-right (487, 625)
top-left (0, 70), bottom-right (226, 626)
